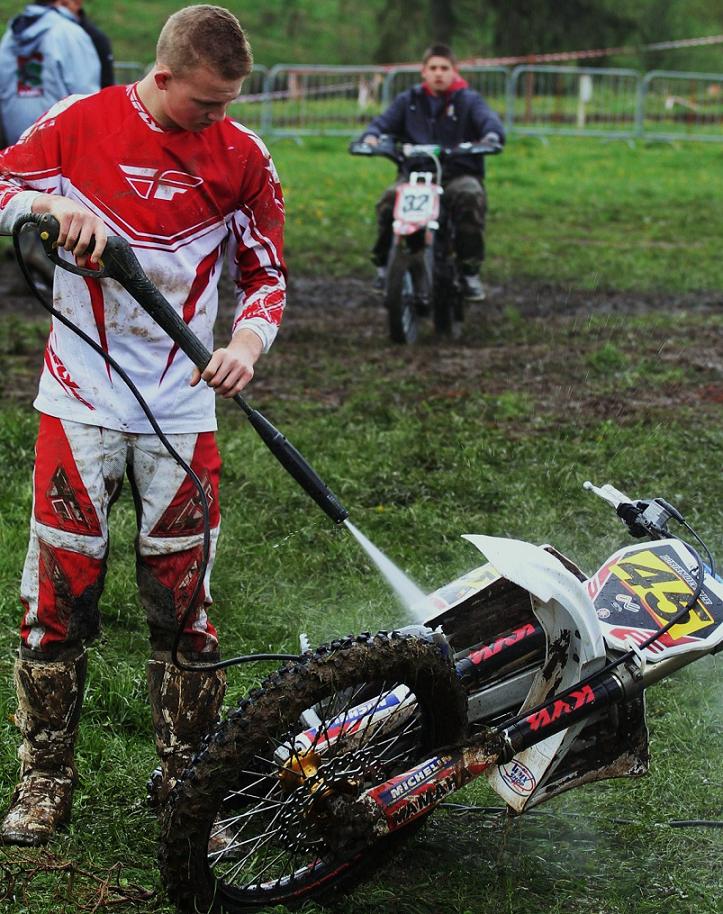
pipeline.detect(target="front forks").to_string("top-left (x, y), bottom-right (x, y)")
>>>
top-left (280, 622), bottom-right (637, 845)
top-left (361, 739), bottom-right (505, 834)
top-left (356, 658), bottom-right (633, 840)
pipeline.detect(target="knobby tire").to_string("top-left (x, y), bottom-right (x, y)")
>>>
top-left (433, 264), bottom-right (462, 337)
top-left (159, 632), bottom-right (467, 912)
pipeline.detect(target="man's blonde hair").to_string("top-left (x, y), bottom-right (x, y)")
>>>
top-left (156, 5), bottom-right (253, 80)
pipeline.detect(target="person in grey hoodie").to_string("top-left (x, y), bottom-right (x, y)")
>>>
top-left (0, 0), bottom-right (100, 146)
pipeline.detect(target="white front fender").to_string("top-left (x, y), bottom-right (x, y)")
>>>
top-left (462, 535), bottom-right (607, 810)
top-left (463, 535), bottom-right (605, 662)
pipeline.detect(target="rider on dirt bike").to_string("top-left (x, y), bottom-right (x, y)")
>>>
top-left (361, 44), bottom-right (505, 302)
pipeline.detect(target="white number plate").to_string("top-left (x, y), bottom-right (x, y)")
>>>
top-left (393, 182), bottom-right (440, 225)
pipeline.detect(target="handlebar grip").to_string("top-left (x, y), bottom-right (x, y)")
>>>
top-left (444, 143), bottom-right (502, 156)
top-left (348, 141), bottom-right (374, 155)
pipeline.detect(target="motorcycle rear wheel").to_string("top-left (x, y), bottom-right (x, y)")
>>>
top-left (159, 632), bottom-right (467, 912)
top-left (433, 264), bottom-right (463, 337)
top-left (385, 244), bottom-right (418, 344)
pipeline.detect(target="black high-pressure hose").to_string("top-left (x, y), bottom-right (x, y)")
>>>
top-left (12, 213), bottom-right (350, 672)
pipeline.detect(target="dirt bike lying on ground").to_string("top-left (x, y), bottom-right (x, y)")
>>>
top-left (13, 216), bottom-right (718, 914)
top-left (349, 136), bottom-right (500, 344)
top-left (159, 481), bottom-right (723, 912)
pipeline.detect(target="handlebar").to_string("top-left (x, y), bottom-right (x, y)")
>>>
top-left (348, 136), bottom-right (502, 166)
top-left (584, 480), bottom-right (684, 540)
top-left (14, 212), bottom-right (350, 526)
top-left (585, 479), bottom-right (718, 584)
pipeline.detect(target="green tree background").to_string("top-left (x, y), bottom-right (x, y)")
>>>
top-left (1, 0), bottom-right (716, 71)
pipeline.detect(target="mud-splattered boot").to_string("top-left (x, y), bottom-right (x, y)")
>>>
top-left (1, 653), bottom-right (86, 846)
top-left (146, 654), bottom-right (226, 809)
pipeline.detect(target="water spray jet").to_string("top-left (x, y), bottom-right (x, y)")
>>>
top-left (343, 518), bottom-right (433, 622)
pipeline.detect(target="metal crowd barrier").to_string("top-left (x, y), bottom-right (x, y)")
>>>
top-left (507, 65), bottom-right (641, 139)
top-left (257, 65), bottom-right (388, 136)
top-left (113, 61), bottom-right (723, 143)
top-left (227, 66), bottom-right (268, 133)
top-left (113, 60), bottom-right (148, 82)
top-left (639, 70), bottom-right (723, 142)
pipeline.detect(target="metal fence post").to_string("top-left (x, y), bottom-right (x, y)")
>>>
top-left (507, 66), bottom-right (521, 134)
top-left (253, 65), bottom-right (389, 138)
top-left (635, 73), bottom-right (646, 140)
top-left (260, 65), bottom-right (279, 137)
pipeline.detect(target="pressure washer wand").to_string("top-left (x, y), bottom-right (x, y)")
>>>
top-left (32, 214), bottom-right (349, 525)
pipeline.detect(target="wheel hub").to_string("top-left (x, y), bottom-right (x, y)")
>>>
top-left (277, 746), bottom-right (381, 854)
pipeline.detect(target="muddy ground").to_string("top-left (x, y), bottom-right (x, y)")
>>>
top-left (1, 252), bottom-right (722, 422)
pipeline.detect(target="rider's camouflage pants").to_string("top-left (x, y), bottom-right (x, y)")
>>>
top-left (372, 174), bottom-right (487, 270)
top-left (19, 414), bottom-right (221, 661)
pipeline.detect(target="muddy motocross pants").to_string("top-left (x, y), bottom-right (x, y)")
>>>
top-left (19, 414), bottom-right (221, 660)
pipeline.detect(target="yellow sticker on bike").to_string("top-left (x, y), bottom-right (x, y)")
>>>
top-left (609, 548), bottom-right (714, 637)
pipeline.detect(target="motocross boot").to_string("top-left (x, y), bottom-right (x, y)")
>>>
top-left (460, 269), bottom-right (486, 302)
top-left (0, 652), bottom-right (86, 846)
top-left (146, 653), bottom-right (226, 809)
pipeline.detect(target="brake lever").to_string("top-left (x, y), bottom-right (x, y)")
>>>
top-left (584, 481), bottom-right (674, 540)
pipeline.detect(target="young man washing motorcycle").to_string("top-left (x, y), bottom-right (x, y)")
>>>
top-left (361, 44), bottom-right (504, 301)
top-left (0, 4), bottom-right (285, 845)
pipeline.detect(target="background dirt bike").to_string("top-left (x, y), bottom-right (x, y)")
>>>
top-left (159, 481), bottom-right (723, 912)
top-left (349, 137), bottom-right (500, 344)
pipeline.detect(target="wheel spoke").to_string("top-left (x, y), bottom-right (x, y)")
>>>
top-left (216, 830), bottom-right (277, 881)
top-left (211, 787), bottom-right (285, 861)
top-left (212, 799), bottom-right (284, 832)
top-left (356, 685), bottom-right (413, 751)
top-left (210, 823), bottom-right (277, 864)
top-left (240, 849), bottom-right (298, 890)
top-left (367, 716), bottom-right (420, 760)
top-left (355, 679), bottom-right (389, 746)
top-left (312, 680), bottom-right (368, 752)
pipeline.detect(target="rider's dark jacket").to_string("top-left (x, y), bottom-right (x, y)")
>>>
top-left (363, 77), bottom-right (505, 180)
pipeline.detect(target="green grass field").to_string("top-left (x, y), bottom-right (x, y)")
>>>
top-left (0, 136), bottom-right (721, 912)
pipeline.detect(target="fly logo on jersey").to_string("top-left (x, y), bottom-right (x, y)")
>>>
top-left (119, 165), bottom-right (204, 201)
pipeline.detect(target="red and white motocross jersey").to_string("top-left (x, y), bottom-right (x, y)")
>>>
top-left (0, 84), bottom-right (286, 433)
